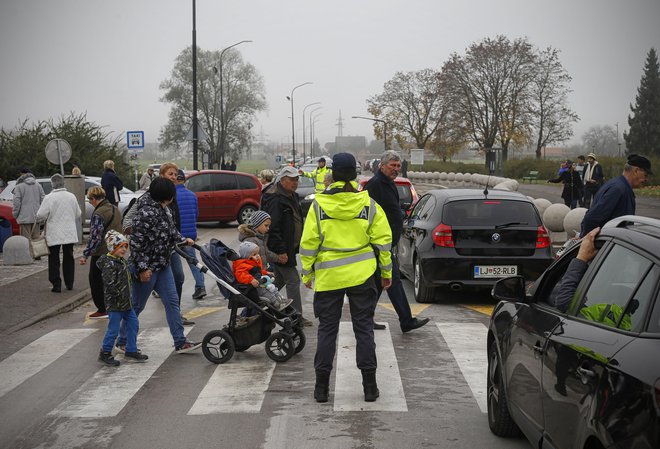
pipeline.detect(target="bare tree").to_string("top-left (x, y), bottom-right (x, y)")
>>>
top-left (582, 125), bottom-right (619, 156)
top-left (159, 46), bottom-right (267, 167)
top-left (366, 69), bottom-right (453, 156)
top-left (530, 47), bottom-right (578, 159)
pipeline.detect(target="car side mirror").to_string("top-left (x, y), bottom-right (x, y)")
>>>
top-left (492, 276), bottom-right (526, 302)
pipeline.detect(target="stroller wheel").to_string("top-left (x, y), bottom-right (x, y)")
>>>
top-left (265, 332), bottom-right (295, 362)
top-left (202, 330), bottom-right (235, 364)
top-left (292, 329), bottom-right (306, 354)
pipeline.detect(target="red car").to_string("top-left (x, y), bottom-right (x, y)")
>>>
top-left (357, 175), bottom-right (419, 215)
top-left (184, 170), bottom-right (261, 224)
top-left (0, 201), bottom-right (19, 235)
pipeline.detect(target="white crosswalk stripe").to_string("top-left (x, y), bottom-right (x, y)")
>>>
top-left (437, 322), bottom-right (488, 413)
top-left (189, 349), bottom-right (276, 414)
top-left (50, 327), bottom-right (182, 418)
top-left (0, 328), bottom-right (98, 399)
top-left (334, 322), bottom-right (407, 412)
top-left (3, 320), bottom-right (491, 417)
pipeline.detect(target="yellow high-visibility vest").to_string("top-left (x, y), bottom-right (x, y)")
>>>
top-left (302, 166), bottom-right (331, 193)
top-left (300, 181), bottom-right (392, 292)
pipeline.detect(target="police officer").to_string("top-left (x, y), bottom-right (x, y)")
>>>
top-left (299, 157), bottom-right (332, 193)
top-left (300, 152), bottom-right (393, 403)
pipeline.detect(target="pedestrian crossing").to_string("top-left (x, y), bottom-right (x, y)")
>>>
top-left (0, 320), bottom-right (490, 417)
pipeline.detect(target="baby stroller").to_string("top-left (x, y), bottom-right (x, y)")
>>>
top-left (175, 240), bottom-right (305, 364)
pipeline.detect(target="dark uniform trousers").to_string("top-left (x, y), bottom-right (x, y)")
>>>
top-left (313, 275), bottom-right (378, 373)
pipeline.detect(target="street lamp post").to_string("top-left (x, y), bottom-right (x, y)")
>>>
top-left (216, 40), bottom-right (252, 168)
top-left (287, 82), bottom-right (312, 166)
top-left (615, 122), bottom-right (621, 158)
top-left (310, 113), bottom-right (323, 158)
top-left (352, 116), bottom-right (388, 151)
top-left (191, 0), bottom-right (198, 169)
top-left (302, 102), bottom-right (321, 165)
top-left (309, 106), bottom-right (322, 158)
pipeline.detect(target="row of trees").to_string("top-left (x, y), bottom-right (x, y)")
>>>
top-left (0, 113), bottom-right (130, 184)
top-left (367, 36), bottom-right (578, 161)
top-left (159, 47), bottom-right (267, 168)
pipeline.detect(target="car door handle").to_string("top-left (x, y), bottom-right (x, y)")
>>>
top-left (533, 342), bottom-right (544, 355)
top-left (577, 366), bottom-right (596, 384)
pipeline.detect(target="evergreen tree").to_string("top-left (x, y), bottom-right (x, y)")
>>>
top-left (624, 48), bottom-right (660, 156)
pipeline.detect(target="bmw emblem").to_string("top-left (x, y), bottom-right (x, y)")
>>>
top-left (491, 233), bottom-right (501, 243)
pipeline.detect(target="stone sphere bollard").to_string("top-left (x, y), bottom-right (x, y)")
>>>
top-left (543, 203), bottom-right (570, 232)
top-left (533, 198), bottom-right (552, 217)
top-left (3, 235), bottom-right (33, 265)
top-left (563, 208), bottom-right (587, 238)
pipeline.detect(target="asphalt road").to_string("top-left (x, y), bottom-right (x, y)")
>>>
top-left (0, 224), bottom-right (532, 449)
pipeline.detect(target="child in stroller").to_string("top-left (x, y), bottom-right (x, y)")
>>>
top-left (233, 241), bottom-right (292, 314)
top-left (175, 240), bottom-right (305, 364)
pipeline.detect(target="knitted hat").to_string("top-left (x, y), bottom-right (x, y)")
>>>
top-left (105, 229), bottom-right (128, 254)
top-left (238, 241), bottom-right (259, 259)
top-left (247, 210), bottom-right (271, 230)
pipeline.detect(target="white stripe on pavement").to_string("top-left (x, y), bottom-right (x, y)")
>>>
top-left (0, 329), bottom-right (98, 399)
top-left (50, 327), bottom-right (184, 418)
top-left (188, 352), bottom-right (276, 414)
top-left (333, 322), bottom-right (407, 412)
top-left (437, 322), bottom-right (488, 413)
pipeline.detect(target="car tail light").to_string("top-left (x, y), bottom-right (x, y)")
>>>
top-left (433, 223), bottom-right (454, 247)
top-left (536, 225), bottom-right (551, 249)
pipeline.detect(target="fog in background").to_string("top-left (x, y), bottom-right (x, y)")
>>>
top-left (1, 0), bottom-right (659, 150)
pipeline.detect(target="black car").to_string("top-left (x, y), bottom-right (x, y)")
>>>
top-left (488, 215), bottom-right (660, 449)
top-left (398, 189), bottom-right (554, 302)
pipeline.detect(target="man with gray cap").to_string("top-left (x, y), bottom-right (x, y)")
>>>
top-left (36, 174), bottom-right (82, 292)
top-left (13, 167), bottom-right (45, 240)
top-left (261, 166), bottom-right (310, 325)
top-left (581, 154), bottom-right (653, 235)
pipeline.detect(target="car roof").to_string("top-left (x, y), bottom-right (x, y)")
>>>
top-left (424, 188), bottom-right (532, 202)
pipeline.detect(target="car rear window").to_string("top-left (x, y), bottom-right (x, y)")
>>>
top-left (237, 174), bottom-right (257, 190)
top-left (443, 199), bottom-right (540, 226)
top-left (397, 185), bottom-right (412, 203)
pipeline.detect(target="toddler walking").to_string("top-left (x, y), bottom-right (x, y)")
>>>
top-left (98, 230), bottom-right (148, 366)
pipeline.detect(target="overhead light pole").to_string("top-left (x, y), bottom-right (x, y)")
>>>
top-left (310, 112), bottom-right (323, 159)
top-left (215, 40), bottom-right (252, 168)
top-left (286, 82), bottom-right (312, 166)
top-left (302, 102), bottom-right (321, 165)
top-left (309, 106), bottom-right (323, 158)
top-left (191, 0), bottom-right (198, 169)
top-left (352, 115), bottom-right (388, 151)
top-left (615, 122), bottom-right (621, 158)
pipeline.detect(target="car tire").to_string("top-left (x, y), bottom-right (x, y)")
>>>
top-left (487, 342), bottom-right (521, 437)
top-left (237, 205), bottom-right (257, 225)
top-left (413, 256), bottom-right (435, 303)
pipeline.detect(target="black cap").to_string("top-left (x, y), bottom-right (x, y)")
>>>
top-left (332, 152), bottom-right (356, 171)
top-left (20, 167), bottom-right (30, 174)
top-left (627, 154), bottom-right (653, 175)
top-left (318, 157), bottom-right (326, 163)
top-left (176, 169), bottom-right (186, 180)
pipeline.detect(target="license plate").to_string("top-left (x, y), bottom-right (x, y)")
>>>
top-left (474, 265), bottom-right (518, 278)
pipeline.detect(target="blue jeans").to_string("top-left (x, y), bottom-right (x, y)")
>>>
top-left (181, 246), bottom-right (205, 290)
top-left (117, 264), bottom-right (186, 348)
top-left (102, 310), bottom-right (138, 353)
top-left (170, 252), bottom-right (185, 301)
top-left (374, 253), bottom-right (414, 329)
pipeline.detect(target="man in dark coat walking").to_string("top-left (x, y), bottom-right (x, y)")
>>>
top-left (101, 160), bottom-right (123, 206)
top-left (364, 150), bottom-right (429, 333)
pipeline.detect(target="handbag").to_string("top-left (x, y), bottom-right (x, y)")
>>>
top-left (29, 223), bottom-right (50, 259)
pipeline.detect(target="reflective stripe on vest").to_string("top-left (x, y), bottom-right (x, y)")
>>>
top-left (314, 250), bottom-right (375, 271)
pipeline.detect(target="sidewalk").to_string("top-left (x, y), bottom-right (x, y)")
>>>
top-left (0, 244), bottom-right (92, 335)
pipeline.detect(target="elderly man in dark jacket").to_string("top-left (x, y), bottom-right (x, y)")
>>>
top-left (581, 154), bottom-right (652, 236)
top-left (364, 150), bottom-right (429, 333)
top-left (261, 166), bottom-right (310, 326)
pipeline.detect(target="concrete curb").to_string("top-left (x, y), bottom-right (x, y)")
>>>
top-left (3, 288), bottom-right (92, 335)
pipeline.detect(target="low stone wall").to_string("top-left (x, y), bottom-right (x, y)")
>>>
top-left (408, 170), bottom-right (585, 243)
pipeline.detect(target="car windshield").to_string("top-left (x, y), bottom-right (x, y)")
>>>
top-left (443, 199), bottom-right (539, 226)
top-left (297, 176), bottom-right (315, 188)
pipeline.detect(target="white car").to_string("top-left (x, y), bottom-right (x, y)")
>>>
top-left (0, 177), bottom-right (138, 227)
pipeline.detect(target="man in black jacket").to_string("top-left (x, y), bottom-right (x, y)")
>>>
top-left (101, 160), bottom-right (123, 206)
top-left (364, 150), bottom-right (429, 333)
top-left (262, 166), bottom-right (311, 326)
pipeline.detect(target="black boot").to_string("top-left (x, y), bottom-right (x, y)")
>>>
top-left (362, 369), bottom-right (379, 402)
top-left (314, 370), bottom-right (330, 403)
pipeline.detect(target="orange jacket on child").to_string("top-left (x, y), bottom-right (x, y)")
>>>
top-left (232, 257), bottom-right (269, 285)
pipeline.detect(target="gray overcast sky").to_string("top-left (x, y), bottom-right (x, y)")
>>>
top-left (1, 0), bottom-right (659, 150)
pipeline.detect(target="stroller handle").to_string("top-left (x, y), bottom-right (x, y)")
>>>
top-left (174, 241), bottom-right (202, 262)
